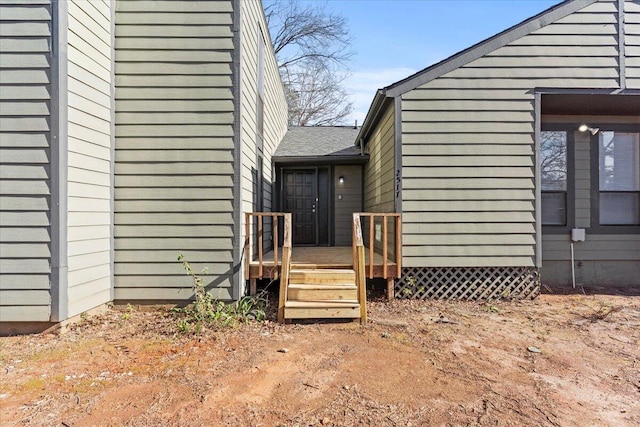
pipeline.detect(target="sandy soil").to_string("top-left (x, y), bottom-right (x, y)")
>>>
top-left (1, 293), bottom-right (639, 426)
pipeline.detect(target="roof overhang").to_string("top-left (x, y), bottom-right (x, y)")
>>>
top-left (273, 155), bottom-right (369, 166)
top-left (355, 91), bottom-right (394, 147)
top-left (542, 92), bottom-right (640, 116)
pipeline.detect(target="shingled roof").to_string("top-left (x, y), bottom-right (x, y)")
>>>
top-left (273, 126), bottom-right (364, 163)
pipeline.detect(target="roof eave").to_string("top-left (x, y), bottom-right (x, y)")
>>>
top-left (356, 90), bottom-right (393, 146)
top-left (273, 155), bottom-right (369, 165)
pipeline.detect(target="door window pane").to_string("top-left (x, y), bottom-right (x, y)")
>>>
top-left (599, 132), bottom-right (639, 191)
top-left (541, 131), bottom-right (567, 191)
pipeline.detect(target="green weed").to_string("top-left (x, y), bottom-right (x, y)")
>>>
top-left (175, 253), bottom-right (267, 333)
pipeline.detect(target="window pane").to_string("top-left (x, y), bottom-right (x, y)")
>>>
top-left (541, 131), bottom-right (567, 191)
top-left (599, 132), bottom-right (640, 191)
top-left (600, 193), bottom-right (640, 225)
top-left (541, 192), bottom-right (566, 225)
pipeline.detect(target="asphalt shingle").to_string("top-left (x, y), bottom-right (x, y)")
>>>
top-left (274, 126), bottom-right (361, 159)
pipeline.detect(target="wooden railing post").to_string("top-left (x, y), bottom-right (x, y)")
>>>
top-left (244, 213), bottom-right (250, 279)
top-left (353, 213), bottom-right (367, 324)
top-left (277, 213), bottom-right (292, 324)
top-left (395, 214), bottom-right (402, 276)
top-left (382, 215), bottom-right (388, 279)
top-left (368, 215), bottom-right (374, 279)
top-left (357, 245), bottom-right (366, 323)
top-left (257, 215), bottom-right (263, 277)
top-left (273, 214), bottom-right (279, 272)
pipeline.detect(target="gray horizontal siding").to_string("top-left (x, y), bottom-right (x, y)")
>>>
top-left (364, 103), bottom-right (395, 214)
top-left (0, 0), bottom-right (52, 322)
top-left (400, 0), bottom-right (622, 269)
top-left (542, 234), bottom-right (640, 286)
top-left (113, 0), bottom-right (236, 302)
top-left (66, 0), bottom-right (113, 318)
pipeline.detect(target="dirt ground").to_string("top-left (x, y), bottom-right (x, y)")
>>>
top-left (1, 291), bottom-right (639, 427)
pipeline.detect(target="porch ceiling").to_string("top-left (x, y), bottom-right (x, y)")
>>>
top-left (542, 94), bottom-right (640, 116)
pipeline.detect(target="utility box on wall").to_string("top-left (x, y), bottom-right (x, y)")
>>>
top-left (571, 228), bottom-right (586, 242)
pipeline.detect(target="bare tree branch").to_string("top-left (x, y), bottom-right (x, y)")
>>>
top-left (264, 0), bottom-right (354, 126)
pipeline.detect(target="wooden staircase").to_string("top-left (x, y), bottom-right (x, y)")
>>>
top-left (283, 268), bottom-right (361, 320)
top-left (244, 212), bottom-right (388, 324)
top-left (276, 213), bottom-right (368, 324)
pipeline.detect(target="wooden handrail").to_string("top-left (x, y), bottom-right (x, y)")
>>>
top-left (244, 212), bottom-right (291, 323)
top-left (244, 212), bottom-right (287, 278)
top-left (355, 213), bottom-right (402, 280)
top-left (352, 214), bottom-right (367, 323)
top-left (277, 213), bottom-right (292, 323)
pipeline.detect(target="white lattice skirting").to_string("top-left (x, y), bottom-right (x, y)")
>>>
top-left (395, 267), bottom-right (540, 300)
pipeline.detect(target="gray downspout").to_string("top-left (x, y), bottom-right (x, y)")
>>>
top-left (231, 0), bottom-right (243, 300)
top-left (50, 0), bottom-right (69, 322)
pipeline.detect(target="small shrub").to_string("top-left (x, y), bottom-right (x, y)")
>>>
top-left (175, 253), bottom-right (267, 333)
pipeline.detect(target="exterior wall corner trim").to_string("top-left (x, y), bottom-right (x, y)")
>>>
top-left (50, 0), bottom-right (69, 322)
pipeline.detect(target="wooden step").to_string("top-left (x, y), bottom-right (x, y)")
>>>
top-left (284, 300), bottom-right (360, 319)
top-left (290, 262), bottom-right (352, 270)
top-left (289, 269), bottom-right (355, 284)
top-left (288, 283), bottom-right (357, 302)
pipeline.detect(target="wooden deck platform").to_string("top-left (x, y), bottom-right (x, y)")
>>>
top-left (249, 246), bottom-right (396, 275)
top-left (248, 246), bottom-right (398, 299)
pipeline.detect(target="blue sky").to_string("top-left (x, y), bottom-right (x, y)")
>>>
top-left (290, 0), bottom-right (562, 125)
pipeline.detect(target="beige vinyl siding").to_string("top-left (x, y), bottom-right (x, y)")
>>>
top-left (363, 102), bottom-right (397, 256)
top-left (0, 0), bottom-right (52, 322)
top-left (401, 0), bottom-right (620, 268)
top-left (334, 165), bottom-right (363, 246)
top-left (364, 103), bottom-right (395, 213)
top-left (627, 0), bottom-right (640, 89)
top-left (65, 0), bottom-right (113, 318)
top-left (239, 0), bottom-right (287, 280)
top-left (114, 0), bottom-right (235, 301)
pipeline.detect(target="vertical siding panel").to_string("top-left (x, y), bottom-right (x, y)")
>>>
top-left (66, 0), bottom-right (113, 317)
top-left (400, 0), bottom-right (621, 268)
top-left (573, 131), bottom-right (592, 228)
top-left (114, 0), bottom-right (236, 301)
top-left (0, 0), bottom-right (53, 322)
